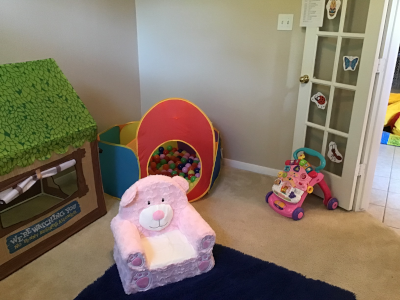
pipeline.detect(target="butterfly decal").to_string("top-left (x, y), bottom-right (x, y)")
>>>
top-left (343, 56), bottom-right (359, 71)
top-left (327, 141), bottom-right (343, 163)
top-left (326, 0), bottom-right (341, 20)
top-left (311, 92), bottom-right (327, 109)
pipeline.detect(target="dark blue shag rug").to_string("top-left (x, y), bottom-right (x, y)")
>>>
top-left (75, 244), bottom-right (356, 300)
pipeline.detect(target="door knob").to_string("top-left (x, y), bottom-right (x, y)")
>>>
top-left (299, 75), bottom-right (309, 83)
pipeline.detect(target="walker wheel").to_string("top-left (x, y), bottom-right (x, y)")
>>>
top-left (265, 191), bottom-right (273, 203)
top-left (327, 198), bottom-right (338, 210)
top-left (292, 207), bottom-right (304, 221)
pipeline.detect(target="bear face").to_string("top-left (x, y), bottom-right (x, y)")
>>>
top-left (118, 175), bottom-right (189, 236)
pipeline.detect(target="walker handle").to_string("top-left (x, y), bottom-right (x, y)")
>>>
top-left (293, 147), bottom-right (326, 173)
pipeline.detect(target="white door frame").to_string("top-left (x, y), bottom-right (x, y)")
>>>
top-left (353, 0), bottom-right (400, 211)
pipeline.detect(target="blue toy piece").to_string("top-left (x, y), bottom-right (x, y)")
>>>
top-left (293, 147), bottom-right (326, 173)
top-left (98, 126), bottom-right (140, 199)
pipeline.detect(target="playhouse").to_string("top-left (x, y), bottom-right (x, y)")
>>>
top-left (0, 59), bottom-right (106, 280)
top-left (98, 98), bottom-right (222, 202)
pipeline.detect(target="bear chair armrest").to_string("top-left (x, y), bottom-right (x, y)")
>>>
top-left (111, 216), bottom-right (147, 270)
top-left (178, 205), bottom-right (216, 252)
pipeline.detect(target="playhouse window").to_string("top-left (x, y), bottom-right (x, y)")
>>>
top-left (0, 165), bottom-right (79, 228)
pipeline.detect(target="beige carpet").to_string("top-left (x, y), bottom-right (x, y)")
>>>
top-left (1, 166), bottom-right (400, 300)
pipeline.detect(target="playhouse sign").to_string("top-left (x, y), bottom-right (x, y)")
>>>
top-left (6, 201), bottom-right (81, 254)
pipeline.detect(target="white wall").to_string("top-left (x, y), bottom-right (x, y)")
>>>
top-left (0, 0), bottom-right (141, 132)
top-left (136, 0), bottom-right (306, 169)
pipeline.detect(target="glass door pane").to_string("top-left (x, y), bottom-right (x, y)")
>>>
top-left (305, 126), bottom-right (324, 167)
top-left (314, 37), bottom-right (337, 81)
top-left (343, 0), bottom-right (371, 33)
top-left (336, 38), bottom-right (364, 86)
top-left (320, 0), bottom-right (342, 32)
top-left (329, 88), bottom-right (355, 133)
top-left (308, 83), bottom-right (330, 126)
top-left (325, 133), bottom-right (347, 176)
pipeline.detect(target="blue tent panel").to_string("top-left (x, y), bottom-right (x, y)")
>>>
top-left (98, 142), bottom-right (139, 198)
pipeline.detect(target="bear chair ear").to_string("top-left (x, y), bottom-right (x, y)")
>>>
top-left (120, 183), bottom-right (138, 207)
top-left (172, 176), bottom-right (189, 192)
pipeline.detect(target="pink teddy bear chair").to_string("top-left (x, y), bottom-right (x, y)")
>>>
top-left (111, 175), bottom-right (216, 294)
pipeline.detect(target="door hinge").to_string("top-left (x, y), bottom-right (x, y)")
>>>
top-left (376, 58), bottom-right (385, 73)
top-left (356, 164), bottom-right (366, 177)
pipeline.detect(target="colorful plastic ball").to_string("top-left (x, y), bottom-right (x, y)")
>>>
top-left (167, 145), bottom-right (173, 151)
top-left (153, 152), bottom-right (158, 156)
top-left (168, 160), bottom-right (174, 165)
top-left (195, 173), bottom-right (200, 178)
top-left (197, 162), bottom-right (201, 168)
top-left (195, 168), bottom-right (200, 173)
top-left (182, 167), bottom-right (188, 173)
top-left (181, 157), bottom-right (187, 164)
top-left (192, 163), bottom-right (198, 169)
top-left (154, 155), bottom-right (161, 163)
top-left (161, 169), bottom-right (167, 173)
top-left (193, 158), bottom-right (199, 162)
top-left (163, 164), bottom-right (169, 170)
top-left (163, 149), bottom-right (169, 155)
top-left (168, 169), bottom-right (173, 173)
top-left (184, 153), bottom-right (190, 157)
top-left (178, 164), bottom-right (185, 170)
top-left (160, 154), bottom-right (165, 159)
top-left (174, 151), bottom-right (180, 156)
top-left (188, 174), bottom-right (194, 179)
top-left (190, 176), bottom-right (196, 182)
top-left (156, 163), bottom-right (161, 169)
top-left (182, 150), bottom-right (187, 154)
top-left (170, 163), bottom-right (176, 169)
top-left (169, 151), bottom-right (174, 155)
top-left (189, 156), bottom-right (194, 160)
top-left (177, 156), bottom-right (182, 160)
top-left (159, 147), bottom-right (164, 153)
top-left (179, 172), bottom-right (185, 177)
top-left (178, 149), bottom-right (183, 153)
top-left (188, 158), bottom-right (193, 164)
top-left (160, 159), bottom-right (166, 165)
top-left (188, 170), bottom-right (195, 175)
top-left (185, 163), bottom-right (191, 168)
top-left (172, 170), bottom-right (178, 175)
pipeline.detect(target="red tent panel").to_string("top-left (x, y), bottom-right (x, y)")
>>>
top-left (137, 99), bottom-right (215, 201)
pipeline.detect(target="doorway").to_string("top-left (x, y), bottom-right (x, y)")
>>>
top-left (368, 47), bottom-right (400, 234)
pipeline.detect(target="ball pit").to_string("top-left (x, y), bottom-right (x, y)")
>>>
top-left (98, 98), bottom-right (222, 202)
top-left (148, 146), bottom-right (201, 187)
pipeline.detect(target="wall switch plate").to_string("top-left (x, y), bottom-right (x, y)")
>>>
top-left (277, 14), bottom-right (294, 31)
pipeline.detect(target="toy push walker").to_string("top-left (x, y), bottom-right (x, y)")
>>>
top-left (265, 148), bottom-right (338, 221)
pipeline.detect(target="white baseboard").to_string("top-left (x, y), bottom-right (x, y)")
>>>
top-left (223, 158), bottom-right (280, 177)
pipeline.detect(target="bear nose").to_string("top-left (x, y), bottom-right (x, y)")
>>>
top-left (153, 210), bottom-right (165, 221)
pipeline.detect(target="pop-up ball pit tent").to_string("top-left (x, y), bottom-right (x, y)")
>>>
top-left (98, 98), bottom-right (222, 202)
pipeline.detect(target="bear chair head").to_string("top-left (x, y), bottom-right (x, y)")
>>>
top-left (118, 175), bottom-right (190, 237)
